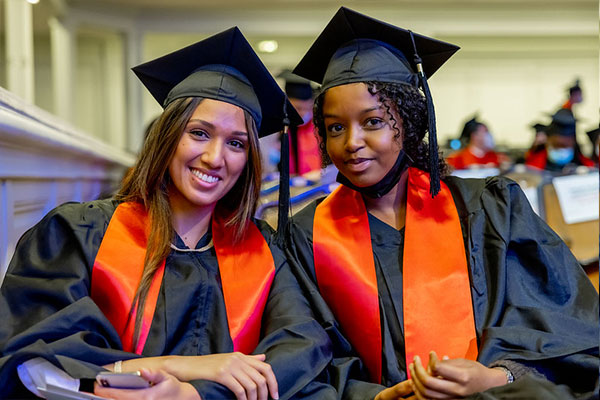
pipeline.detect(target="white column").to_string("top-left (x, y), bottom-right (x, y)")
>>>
top-left (4, 0), bottom-right (35, 103)
top-left (103, 32), bottom-right (127, 149)
top-left (126, 28), bottom-right (144, 153)
top-left (49, 16), bottom-right (75, 122)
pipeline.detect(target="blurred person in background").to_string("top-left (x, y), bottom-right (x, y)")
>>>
top-left (525, 109), bottom-right (593, 172)
top-left (445, 116), bottom-right (509, 169)
top-left (280, 70), bottom-right (322, 179)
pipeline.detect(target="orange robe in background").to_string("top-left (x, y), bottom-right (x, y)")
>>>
top-left (446, 148), bottom-right (507, 170)
top-left (289, 121), bottom-right (322, 175)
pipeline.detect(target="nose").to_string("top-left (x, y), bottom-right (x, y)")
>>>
top-left (344, 125), bottom-right (364, 153)
top-left (201, 139), bottom-right (225, 168)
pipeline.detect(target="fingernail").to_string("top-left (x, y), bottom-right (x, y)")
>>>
top-left (415, 355), bottom-right (421, 363)
top-left (274, 392), bottom-right (279, 399)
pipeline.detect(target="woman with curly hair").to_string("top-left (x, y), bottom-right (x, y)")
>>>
top-left (287, 7), bottom-right (598, 400)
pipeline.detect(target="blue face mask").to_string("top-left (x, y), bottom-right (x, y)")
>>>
top-left (548, 147), bottom-right (574, 166)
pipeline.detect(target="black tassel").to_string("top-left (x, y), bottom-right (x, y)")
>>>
top-left (276, 98), bottom-right (291, 245)
top-left (409, 31), bottom-right (440, 197)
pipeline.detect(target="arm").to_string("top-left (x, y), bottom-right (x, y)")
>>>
top-left (0, 202), bottom-right (142, 396)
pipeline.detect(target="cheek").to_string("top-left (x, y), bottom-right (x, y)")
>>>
top-left (228, 152), bottom-right (249, 178)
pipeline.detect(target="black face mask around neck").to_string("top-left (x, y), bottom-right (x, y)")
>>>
top-left (336, 150), bottom-right (410, 198)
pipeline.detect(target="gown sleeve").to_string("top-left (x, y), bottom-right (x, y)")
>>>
top-left (286, 204), bottom-right (386, 400)
top-left (189, 220), bottom-right (337, 400)
top-left (460, 177), bottom-right (599, 398)
top-left (0, 201), bottom-right (143, 396)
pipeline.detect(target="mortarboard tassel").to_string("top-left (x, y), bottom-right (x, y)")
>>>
top-left (409, 31), bottom-right (440, 198)
top-left (276, 97), bottom-right (291, 245)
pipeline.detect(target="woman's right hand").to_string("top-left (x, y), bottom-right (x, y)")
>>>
top-left (114, 353), bottom-right (278, 400)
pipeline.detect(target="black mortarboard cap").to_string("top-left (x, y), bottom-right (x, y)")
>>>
top-left (278, 69), bottom-right (314, 101)
top-left (132, 27), bottom-right (301, 138)
top-left (568, 79), bottom-right (582, 95)
top-left (293, 7), bottom-right (459, 196)
top-left (531, 122), bottom-right (548, 133)
top-left (293, 7), bottom-right (459, 91)
top-left (586, 125), bottom-right (600, 144)
top-left (460, 115), bottom-right (482, 140)
top-left (547, 109), bottom-right (577, 137)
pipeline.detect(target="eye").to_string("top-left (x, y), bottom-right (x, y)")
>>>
top-left (189, 129), bottom-right (209, 139)
top-left (326, 123), bottom-right (345, 136)
top-left (365, 118), bottom-right (385, 129)
top-left (227, 139), bottom-right (246, 149)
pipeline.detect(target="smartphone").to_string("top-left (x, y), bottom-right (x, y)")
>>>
top-left (96, 371), bottom-right (151, 389)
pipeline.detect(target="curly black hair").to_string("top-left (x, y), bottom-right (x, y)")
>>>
top-left (313, 81), bottom-right (449, 178)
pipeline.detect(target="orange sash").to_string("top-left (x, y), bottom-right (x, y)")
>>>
top-left (91, 202), bottom-right (275, 355)
top-left (313, 168), bottom-right (477, 382)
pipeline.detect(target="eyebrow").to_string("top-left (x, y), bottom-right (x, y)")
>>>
top-left (187, 118), bottom-right (248, 137)
top-left (323, 107), bottom-right (380, 119)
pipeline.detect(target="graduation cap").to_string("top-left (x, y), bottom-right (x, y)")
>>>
top-left (293, 7), bottom-right (459, 196)
top-left (568, 79), bottom-right (582, 95)
top-left (531, 122), bottom-right (548, 133)
top-left (460, 115), bottom-right (482, 140)
top-left (133, 27), bottom-right (301, 242)
top-left (547, 109), bottom-right (577, 137)
top-left (132, 27), bottom-right (301, 138)
top-left (278, 69), bottom-right (314, 101)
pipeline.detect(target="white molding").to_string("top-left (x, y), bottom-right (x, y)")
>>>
top-left (0, 87), bottom-right (135, 282)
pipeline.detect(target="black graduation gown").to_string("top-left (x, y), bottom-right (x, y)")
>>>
top-left (0, 199), bottom-right (336, 399)
top-left (287, 176), bottom-right (599, 400)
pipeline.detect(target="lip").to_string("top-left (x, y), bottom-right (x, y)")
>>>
top-left (343, 158), bottom-right (373, 172)
top-left (190, 167), bottom-right (222, 188)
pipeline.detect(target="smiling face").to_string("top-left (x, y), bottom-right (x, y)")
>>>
top-left (323, 82), bottom-right (403, 187)
top-left (168, 99), bottom-right (249, 212)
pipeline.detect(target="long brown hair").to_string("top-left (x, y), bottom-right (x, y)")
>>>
top-left (116, 97), bottom-right (262, 347)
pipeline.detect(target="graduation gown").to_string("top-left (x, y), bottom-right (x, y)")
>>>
top-left (287, 176), bottom-right (599, 399)
top-left (0, 199), bottom-right (335, 399)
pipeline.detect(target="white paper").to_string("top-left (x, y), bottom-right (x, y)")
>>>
top-left (552, 173), bottom-right (599, 224)
top-left (451, 167), bottom-right (500, 179)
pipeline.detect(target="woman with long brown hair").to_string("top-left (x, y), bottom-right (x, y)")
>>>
top-left (0, 28), bottom-right (332, 400)
top-left (287, 7), bottom-right (598, 400)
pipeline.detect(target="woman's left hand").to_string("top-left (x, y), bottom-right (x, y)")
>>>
top-left (94, 369), bottom-right (201, 400)
top-left (409, 352), bottom-right (507, 399)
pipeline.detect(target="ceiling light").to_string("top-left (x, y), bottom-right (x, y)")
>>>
top-left (258, 40), bottom-right (278, 53)
top-left (27, 0), bottom-right (40, 4)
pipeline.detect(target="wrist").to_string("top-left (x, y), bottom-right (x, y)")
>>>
top-left (492, 366), bottom-right (514, 385)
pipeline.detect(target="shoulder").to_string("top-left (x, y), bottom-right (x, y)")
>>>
top-left (444, 175), bottom-right (523, 216)
top-left (289, 199), bottom-right (323, 238)
top-left (35, 199), bottom-right (119, 233)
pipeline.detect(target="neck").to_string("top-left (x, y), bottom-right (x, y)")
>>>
top-left (363, 169), bottom-right (408, 230)
top-left (169, 194), bottom-right (215, 249)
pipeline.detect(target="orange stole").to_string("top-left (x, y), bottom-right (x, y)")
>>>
top-left (403, 168), bottom-right (478, 373)
top-left (91, 202), bottom-right (164, 354)
top-left (312, 168), bottom-right (477, 382)
top-left (91, 202), bottom-right (275, 355)
top-left (212, 215), bottom-right (275, 354)
top-left (313, 185), bottom-right (382, 383)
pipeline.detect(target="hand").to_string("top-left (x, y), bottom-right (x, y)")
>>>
top-left (409, 352), bottom-right (507, 399)
top-left (375, 380), bottom-right (417, 400)
top-left (111, 353), bottom-right (279, 400)
top-left (94, 368), bottom-right (200, 400)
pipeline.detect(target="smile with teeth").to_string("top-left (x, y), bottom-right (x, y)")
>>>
top-left (191, 168), bottom-right (220, 183)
